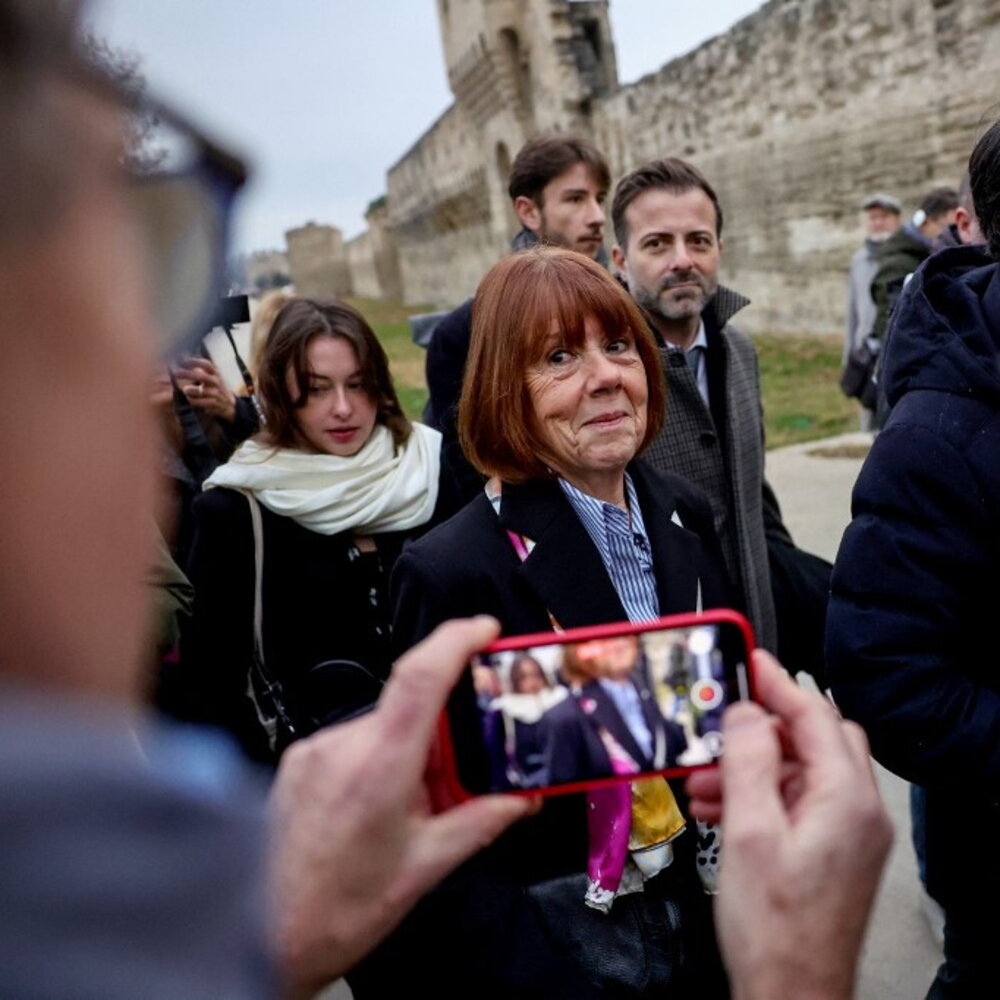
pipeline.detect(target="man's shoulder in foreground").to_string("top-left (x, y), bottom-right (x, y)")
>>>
top-left (0, 689), bottom-right (272, 999)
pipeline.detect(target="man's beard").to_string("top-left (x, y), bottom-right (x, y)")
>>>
top-left (631, 270), bottom-right (717, 323)
top-left (539, 220), bottom-right (603, 260)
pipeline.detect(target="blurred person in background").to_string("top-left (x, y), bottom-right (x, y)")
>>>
top-left (248, 288), bottom-right (293, 382)
top-left (931, 174), bottom-right (984, 251)
top-left (153, 348), bottom-right (260, 564)
top-left (843, 192), bottom-right (901, 429)
top-left (870, 186), bottom-right (959, 342)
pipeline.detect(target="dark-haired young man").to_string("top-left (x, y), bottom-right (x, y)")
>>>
top-left (611, 159), bottom-right (829, 676)
top-left (932, 174), bottom-right (983, 252)
top-left (828, 119), bottom-right (1000, 998)
top-left (425, 133), bottom-right (610, 503)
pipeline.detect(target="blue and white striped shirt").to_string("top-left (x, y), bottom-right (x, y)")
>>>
top-left (559, 473), bottom-right (660, 623)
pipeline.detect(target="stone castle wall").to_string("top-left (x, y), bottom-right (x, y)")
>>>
top-left (591, 0), bottom-right (1000, 334)
top-left (380, 0), bottom-right (618, 306)
top-left (345, 229), bottom-right (381, 300)
top-left (386, 103), bottom-right (502, 305)
top-left (332, 0), bottom-right (1000, 333)
top-left (285, 222), bottom-right (353, 299)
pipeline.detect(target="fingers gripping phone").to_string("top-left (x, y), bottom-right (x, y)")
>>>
top-left (441, 609), bottom-right (756, 799)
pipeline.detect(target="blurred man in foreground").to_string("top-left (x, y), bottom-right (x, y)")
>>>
top-left (0, 3), bottom-right (527, 995)
top-left (0, 2), bottom-right (889, 998)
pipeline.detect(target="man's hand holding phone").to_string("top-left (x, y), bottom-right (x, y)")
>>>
top-left (686, 651), bottom-right (893, 1000)
top-left (266, 620), bottom-right (891, 1000)
top-left (269, 617), bottom-right (534, 1000)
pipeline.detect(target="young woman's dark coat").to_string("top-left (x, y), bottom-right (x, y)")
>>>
top-left (171, 487), bottom-right (408, 760)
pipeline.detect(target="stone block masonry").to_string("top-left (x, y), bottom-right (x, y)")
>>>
top-left (591, 0), bottom-right (1000, 334)
top-left (324, 0), bottom-right (1000, 335)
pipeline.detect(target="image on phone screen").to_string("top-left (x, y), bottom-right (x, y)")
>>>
top-left (459, 620), bottom-right (748, 795)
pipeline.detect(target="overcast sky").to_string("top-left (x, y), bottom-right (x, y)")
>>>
top-left (89, 1), bottom-right (763, 254)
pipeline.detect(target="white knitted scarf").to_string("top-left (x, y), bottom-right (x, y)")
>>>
top-left (204, 423), bottom-right (441, 536)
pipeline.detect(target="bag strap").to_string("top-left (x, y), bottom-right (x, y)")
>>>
top-left (234, 488), bottom-right (296, 751)
top-left (244, 489), bottom-right (266, 665)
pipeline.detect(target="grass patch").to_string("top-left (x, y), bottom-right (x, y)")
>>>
top-left (755, 333), bottom-right (856, 449)
top-left (350, 296), bottom-right (856, 449)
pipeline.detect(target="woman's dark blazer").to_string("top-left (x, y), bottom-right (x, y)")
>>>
top-left (349, 462), bottom-right (734, 998)
top-left (392, 459), bottom-right (734, 652)
top-left (543, 678), bottom-right (689, 785)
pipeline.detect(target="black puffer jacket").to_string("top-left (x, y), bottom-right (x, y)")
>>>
top-left (827, 245), bottom-right (1000, 903)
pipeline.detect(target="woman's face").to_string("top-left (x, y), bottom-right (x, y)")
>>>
top-left (291, 335), bottom-right (378, 457)
top-left (526, 315), bottom-right (647, 486)
top-left (579, 636), bottom-right (640, 681)
top-left (511, 658), bottom-right (547, 695)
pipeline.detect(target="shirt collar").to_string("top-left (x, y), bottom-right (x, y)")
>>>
top-left (688, 320), bottom-right (708, 354)
top-left (558, 472), bottom-right (650, 551)
top-left (663, 319), bottom-right (707, 355)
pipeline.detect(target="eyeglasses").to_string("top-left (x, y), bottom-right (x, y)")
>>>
top-left (125, 100), bottom-right (248, 359)
top-left (60, 51), bottom-right (249, 357)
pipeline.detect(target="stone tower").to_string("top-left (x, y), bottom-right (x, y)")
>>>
top-left (387, 0), bottom-right (617, 306)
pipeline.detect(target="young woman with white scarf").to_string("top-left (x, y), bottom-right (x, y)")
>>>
top-left (178, 299), bottom-right (445, 762)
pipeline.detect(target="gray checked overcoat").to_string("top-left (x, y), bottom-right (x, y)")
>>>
top-left (641, 286), bottom-right (781, 652)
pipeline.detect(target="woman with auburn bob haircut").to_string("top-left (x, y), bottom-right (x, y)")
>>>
top-left (458, 247), bottom-right (665, 483)
top-left (354, 247), bottom-right (733, 1000)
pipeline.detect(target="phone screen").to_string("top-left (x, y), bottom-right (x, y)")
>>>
top-left (447, 615), bottom-right (752, 797)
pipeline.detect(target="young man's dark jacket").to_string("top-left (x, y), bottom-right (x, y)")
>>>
top-left (423, 297), bottom-right (480, 501)
top-left (827, 244), bottom-right (1000, 906)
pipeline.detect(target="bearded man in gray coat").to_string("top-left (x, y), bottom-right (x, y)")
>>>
top-left (611, 159), bottom-right (829, 678)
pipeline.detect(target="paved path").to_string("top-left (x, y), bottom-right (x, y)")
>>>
top-left (767, 432), bottom-right (942, 999)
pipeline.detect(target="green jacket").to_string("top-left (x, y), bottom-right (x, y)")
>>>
top-left (870, 225), bottom-right (930, 340)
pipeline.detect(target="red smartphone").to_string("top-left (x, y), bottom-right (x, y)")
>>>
top-left (440, 609), bottom-right (756, 800)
